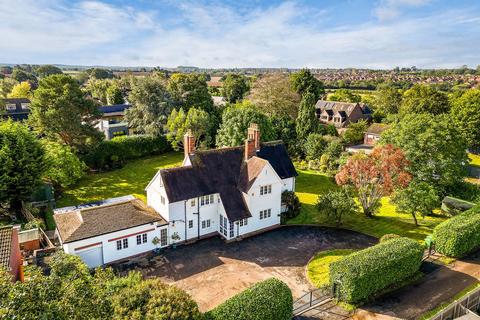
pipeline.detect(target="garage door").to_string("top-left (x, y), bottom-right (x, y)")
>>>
top-left (77, 246), bottom-right (103, 268)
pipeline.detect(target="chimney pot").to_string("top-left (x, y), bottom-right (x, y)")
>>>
top-left (184, 130), bottom-right (195, 158)
top-left (247, 123), bottom-right (261, 150)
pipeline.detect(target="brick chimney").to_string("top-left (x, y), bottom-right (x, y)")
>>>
top-left (245, 123), bottom-right (260, 160)
top-left (184, 130), bottom-right (195, 158)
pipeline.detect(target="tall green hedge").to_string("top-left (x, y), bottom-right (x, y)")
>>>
top-left (433, 205), bottom-right (480, 257)
top-left (330, 237), bottom-right (423, 304)
top-left (82, 135), bottom-right (171, 170)
top-left (206, 278), bottom-right (293, 320)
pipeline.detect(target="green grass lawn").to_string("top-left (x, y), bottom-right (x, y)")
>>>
top-left (469, 153), bottom-right (480, 167)
top-left (57, 152), bottom-right (183, 207)
top-left (306, 249), bottom-right (357, 288)
top-left (288, 169), bottom-right (446, 242)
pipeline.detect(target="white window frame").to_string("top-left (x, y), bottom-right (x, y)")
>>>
top-left (188, 220), bottom-right (193, 228)
top-left (5, 104), bottom-right (16, 111)
top-left (122, 238), bottom-right (129, 249)
top-left (136, 234), bottom-right (142, 245)
top-left (260, 185), bottom-right (272, 196)
top-left (142, 233), bottom-right (147, 243)
top-left (116, 240), bottom-right (122, 250)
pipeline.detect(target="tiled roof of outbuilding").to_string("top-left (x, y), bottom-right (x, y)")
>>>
top-left (0, 226), bottom-right (13, 270)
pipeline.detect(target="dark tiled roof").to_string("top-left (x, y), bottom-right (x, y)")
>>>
top-left (54, 199), bottom-right (166, 243)
top-left (2, 98), bottom-right (30, 104)
top-left (238, 157), bottom-right (268, 193)
top-left (160, 141), bottom-right (297, 221)
top-left (0, 226), bottom-right (13, 270)
top-left (315, 100), bottom-right (371, 116)
top-left (98, 104), bottom-right (130, 114)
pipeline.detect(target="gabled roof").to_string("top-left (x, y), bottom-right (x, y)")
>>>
top-left (98, 104), bottom-right (130, 114)
top-left (54, 198), bottom-right (166, 243)
top-left (0, 226), bottom-right (13, 270)
top-left (157, 141), bottom-right (297, 222)
top-left (315, 100), bottom-right (371, 116)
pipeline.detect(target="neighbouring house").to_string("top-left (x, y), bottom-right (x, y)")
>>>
top-left (54, 124), bottom-right (297, 268)
top-left (0, 226), bottom-right (23, 281)
top-left (346, 123), bottom-right (388, 154)
top-left (315, 100), bottom-right (371, 128)
top-left (212, 96), bottom-right (226, 106)
top-left (95, 104), bottom-right (131, 140)
top-left (54, 195), bottom-right (168, 268)
top-left (1, 98), bottom-right (30, 121)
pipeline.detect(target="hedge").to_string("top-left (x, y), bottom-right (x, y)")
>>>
top-left (330, 237), bottom-right (423, 304)
top-left (433, 205), bottom-right (480, 258)
top-left (205, 278), bottom-right (293, 320)
top-left (82, 135), bottom-right (171, 170)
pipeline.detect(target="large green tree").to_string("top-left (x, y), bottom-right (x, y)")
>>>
top-left (400, 84), bottom-right (450, 115)
top-left (295, 91), bottom-right (318, 142)
top-left (450, 89), bottom-right (480, 150)
top-left (0, 121), bottom-right (46, 213)
top-left (373, 85), bottom-right (403, 118)
top-left (0, 78), bottom-right (17, 98)
top-left (342, 120), bottom-right (368, 145)
top-left (249, 73), bottom-right (301, 119)
top-left (290, 69), bottom-right (324, 100)
top-left (316, 189), bottom-right (357, 226)
top-left (222, 73), bottom-right (249, 103)
top-left (34, 65), bottom-right (63, 78)
top-left (215, 102), bottom-right (275, 147)
top-left (166, 107), bottom-right (213, 150)
top-left (328, 89), bottom-right (361, 103)
top-left (11, 68), bottom-right (37, 85)
top-left (28, 74), bottom-right (102, 150)
top-left (381, 113), bottom-right (468, 193)
top-left (167, 73), bottom-right (214, 112)
top-left (125, 75), bottom-right (173, 136)
top-left (392, 181), bottom-right (439, 226)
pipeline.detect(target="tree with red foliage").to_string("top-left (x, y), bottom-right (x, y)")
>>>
top-left (335, 144), bottom-right (412, 217)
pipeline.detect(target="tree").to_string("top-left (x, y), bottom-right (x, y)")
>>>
top-left (7, 81), bottom-right (32, 98)
top-left (450, 89), bottom-right (480, 150)
top-left (328, 89), bottom-right (361, 103)
top-left (0, 78), bottom-right (17, 98)
top-left (106, 84), bottom-right (124, 105)
top-left (281, 191), bottom-right (301, 222)
top-left (0, 121), bottom-right (46, 214)
top-left (304, 133), bottom-right (327, 160)
top-left (215, 102), bottom-right (275, 147)
top-left (167, 73), bottom-right (214, 112)
top-left (342, 120), bottom-right (368, 145)
top-left (85, 78), bottom-right (111, 105)
top-left (392, 181), bottom-right (439, 225)
top-left (381, 113), bottom-right (468, 193)
top-left (28, 74), bottom-right (102, 150)
top-left (316, 188), bottom-right (357, 226)
top-left (296, 91), bottom-right (318, 142)
top-left (271, 115), bottom-right (298, 155)
top-left (222, 73), bottom-right (249, 103)
top-left (290, 69), bottom-right (324, 100)
top-left (11, 68), bottom-right (37, 85)
top-left (166, 107), bottom-right (213, 150)
top-left (42, 141), bottom-right (86, 191)
top-left (400, 84), bottom-right (450, 115)
top-left (373, 85), bottom-right (402, 118)
top-left (34, 65), bottom-right (63, 78)
top-left (249, 73), bottom-right (301, 119)
top-left (86, 68), bottom-right (115, 79)
top-left (336, 144), bottom-right (412, 217)
top-left (125, 75), bottom-right (173, 136)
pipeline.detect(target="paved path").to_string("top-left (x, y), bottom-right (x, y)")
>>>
top-left (113, 226), bottom-right (376, 312)
top-left (354, 251), bottom-right (480, 320)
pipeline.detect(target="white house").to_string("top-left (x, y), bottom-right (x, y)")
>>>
top-left (54, 124), bottom-right (297, 268)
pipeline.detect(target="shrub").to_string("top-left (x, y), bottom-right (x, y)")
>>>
top-left (83, 135), bottom-right (171, 170)
top-left (379, 233), bottom-right (401, 243)
top-left (330, 237), bottom-right (423, 304)
top-left (281, 191), bottom-right (301, 223)
top-left (433, 205), bottom-right (480, 257)
top-left (206, 278), bottom-right (293, 320)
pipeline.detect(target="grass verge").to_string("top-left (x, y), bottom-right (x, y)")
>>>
top-left (306, 249), bottom-right (357, 288)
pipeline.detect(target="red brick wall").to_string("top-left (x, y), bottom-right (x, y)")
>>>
top-left (9, 229), bottom-right (23, 282)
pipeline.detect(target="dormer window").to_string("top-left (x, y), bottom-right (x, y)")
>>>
top-left (260, 185), bottom-right (272, 195)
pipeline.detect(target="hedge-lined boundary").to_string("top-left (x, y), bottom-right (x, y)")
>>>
top-left (433, 205), bottom-right (480, 258)
top-left (205, 278), bottom-right (293, 320)
top-left (82, 135), bottom-right (171, 170)
top-left (330, 237), bottom-right (423, 304)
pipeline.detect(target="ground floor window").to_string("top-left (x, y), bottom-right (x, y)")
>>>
top-left (117, 238), bottom-right (129, 250)
top-left (220, 215), bottom-right (227, 237)
top-left (116, 240), bottom-right (122, 250)
top-left (123, 238), bottom-right (129, 249)
top-left (239, 218), bottom-right (248, 226)
top-left (202, 219), bottom-right (211, 229)
top-left (160, 229), bottom-right (168, 246)
top-left (229, 221), bottom-right (234, 238)
top-left (260, 209), bottom-right (272, 220)
top-left (188, 220), bottom-right (193, 228)
top-left (136, 233), bottom-right (148, 245)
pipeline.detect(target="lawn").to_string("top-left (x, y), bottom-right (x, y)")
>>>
top-left (306, 249), bottom-right (357, 288)
top-left (288, 169), bottom-right (446, 242)
top-left (469, 152), bottom-right (480, 167)
top-left (57, 152), bottom-right (183, 207)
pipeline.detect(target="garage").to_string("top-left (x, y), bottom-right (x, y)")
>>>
top-left (76, 245), bottom-right (103, 268)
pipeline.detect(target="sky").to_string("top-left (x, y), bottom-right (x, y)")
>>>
top-left (0, 0), bottom-right (479, 69)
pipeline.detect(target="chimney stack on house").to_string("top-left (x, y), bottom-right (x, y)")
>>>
top-left (245, 123), bottom-right (260, 160)
top-left (184, 130), bottom-right (196, 158)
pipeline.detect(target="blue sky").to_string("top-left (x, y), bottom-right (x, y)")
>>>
top-left (0, 0), bottom-right (479, 68)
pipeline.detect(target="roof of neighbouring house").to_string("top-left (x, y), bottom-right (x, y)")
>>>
top-left (0, 226), bottom-right (13, 270)
top-left (98, 104), bottom-right (130, 114)
top-left (366, 123), bottom-right (389, 135)
top-left (315, 100), bottom-right (371, 116)
top-left (54, 198), bottom-right (166, 243)
top-left (158, 141), bottom-right (297, 221)
top-left (2, 98), bottom-right (30, 104)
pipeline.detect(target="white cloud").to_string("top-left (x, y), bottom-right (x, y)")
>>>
top-left (0, 0), bottom-right (478, 68)
top-left (373, 0), bottom-right (431, 20)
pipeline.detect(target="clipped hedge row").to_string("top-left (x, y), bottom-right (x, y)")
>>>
top-left (330, 237), bottom-right (423, 304)
top-left (433, 205), bottom-right (480, 258)
top-left (205, 278), bottom-right (293, 320)
top-left (82, 135), bottom-right (171, 170)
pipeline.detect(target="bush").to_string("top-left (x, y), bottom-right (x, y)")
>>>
top-left (83, 135), bottom-right (171, 170)
top-left (206, 278), bottom-right (293, 320)
top-left (433, 205), bottom-right (480, 257)
top-left (281, 191), bottom-right (301, 223)
top-left (379, 233), bottom-right (401, 243)
top-left (330, 237), bottom-right (423, 304)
